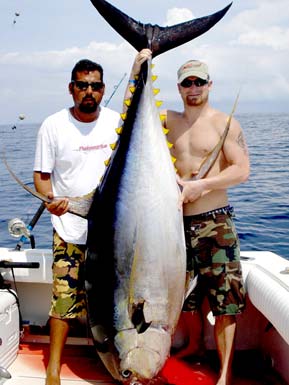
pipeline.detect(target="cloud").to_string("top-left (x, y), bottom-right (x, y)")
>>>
top-left (227, 1), bottom-right (289, 50)
top-left (0, 41), bottom-right (133, 72)
top-left (237, 27), bottom-right (289, 50)
top-left (164, 8), bottom-right (195, 26)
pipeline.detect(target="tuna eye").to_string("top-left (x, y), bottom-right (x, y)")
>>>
top-left (121, 369), bottom-right (132, 378)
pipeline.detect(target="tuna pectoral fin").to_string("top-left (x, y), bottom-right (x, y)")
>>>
top-left (97, 350), bottom-right (122, 381)
top-left (90, 0), bottom-right (232, 57)
top-left (2, 150), bottom-right (51, 203)
top-left (191, 91), bottom-right (241, 181)
top-left (90, 325), bottom-right (121, 380)
top-left (2, 150), bottom-right (94, 218)
top-left (66, 191), bottom-right (95, 218)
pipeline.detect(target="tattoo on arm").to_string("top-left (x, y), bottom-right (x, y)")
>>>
top-left (236, 132), bottom-right (248, 153)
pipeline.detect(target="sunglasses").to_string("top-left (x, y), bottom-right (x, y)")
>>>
top-left (72, 81), bottom-right (104, 91)
top-left (180, 78), bottom-right (208, 88)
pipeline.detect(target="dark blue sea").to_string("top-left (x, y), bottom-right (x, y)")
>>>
top-left (0, 114), bottom-right (289, 259)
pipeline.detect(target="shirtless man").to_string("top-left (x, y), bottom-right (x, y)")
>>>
top-left (128, 49), bottom-right (250, 385)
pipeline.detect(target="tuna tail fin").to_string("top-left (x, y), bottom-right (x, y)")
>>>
top-left (89, 0), bottom-right (232, 57)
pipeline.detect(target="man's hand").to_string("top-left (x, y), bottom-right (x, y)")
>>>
top-left (45, 192), bottom-right (69, 216)
top-left (176, 175), bottom-right (206, 208)
top-left (131, 49), bottom-right (152, 77)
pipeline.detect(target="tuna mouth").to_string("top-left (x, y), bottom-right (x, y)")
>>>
top-left (121, 372), bottom-right (166, 385)
top-left (119, 347), bottom-right (162, 382)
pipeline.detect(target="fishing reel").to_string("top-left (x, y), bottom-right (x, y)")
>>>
top-left (8, 218), bottom-right (30, 239)
top-left (7, 203), bottom-right (46, 250)
top-left (7, 217), bottom-right (36, 249)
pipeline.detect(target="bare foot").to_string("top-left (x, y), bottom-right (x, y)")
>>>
top-left (45, 368), bottom-right (61, 385)
top-left (216, 371), bottom-right (232, 385)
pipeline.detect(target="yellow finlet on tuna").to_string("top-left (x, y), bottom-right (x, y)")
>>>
top-left (153, 88), bottom-right (160, 95)
top-left (167, 141), bottom-right (173, 149)
top-left (151, 75), bottom-right (158, 82)
top-left (124, 99), bottom-right (132, 107)
top-left (160, 114), bottom-right (166, 122)
top-left (116, 126), bottom-right (123, 135)
top-left (104, 157), bottom-right (111, 167)
top-left (171, 155), bottom-right (177, 164)
top-left (129, 86), bottom-right (136, 93)
top-left (155, 100), bottom-right (163, 108)
top-left (110, 142), bottom-right (117, 150)
top-left (120, 113), bottom-right (127, 121)
top-left (163, 127), bottom-right (169, 135)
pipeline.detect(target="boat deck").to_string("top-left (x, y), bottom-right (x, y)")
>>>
top-left (6, 337), bottom-right (286, 385)
top-left (7, 340), bottom-right (116, 385)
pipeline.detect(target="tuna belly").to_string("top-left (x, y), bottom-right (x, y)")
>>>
top-left (112, 70), bottom-right (186, 379)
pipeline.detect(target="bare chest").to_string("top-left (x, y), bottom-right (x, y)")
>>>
top-left (167, 119), bottom-right (222, 177)
top-left (169, 122), bottom-right (219, 157)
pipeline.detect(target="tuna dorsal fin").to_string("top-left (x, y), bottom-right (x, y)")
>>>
top-left (90, 0), bottom-right (233, 57)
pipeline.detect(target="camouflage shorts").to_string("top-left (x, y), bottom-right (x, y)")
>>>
top-left (183, 206), bottom-right (246, 316)
top-left (49, 231), bottom-right (87, 319)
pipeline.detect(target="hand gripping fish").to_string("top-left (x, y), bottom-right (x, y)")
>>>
top-left (84, 1), bottom-right (232, 384)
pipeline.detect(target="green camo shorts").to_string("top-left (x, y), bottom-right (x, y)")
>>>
top-left (49, 231), bottom-right (87, 319)
top-left (183, 207), bottom-right (246, 316)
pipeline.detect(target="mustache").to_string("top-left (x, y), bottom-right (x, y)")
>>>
top-left (83, 96), bottom-right (96, 101)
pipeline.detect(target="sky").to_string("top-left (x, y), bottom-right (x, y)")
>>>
top-left (0, 0), bottom-right (288, 124)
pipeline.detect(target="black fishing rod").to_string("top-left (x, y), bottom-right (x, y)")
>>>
top-left (104, 72), bottom-right (127, 107)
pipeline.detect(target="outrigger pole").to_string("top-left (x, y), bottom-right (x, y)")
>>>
top-left (104, 72), bottom-right (127, 107)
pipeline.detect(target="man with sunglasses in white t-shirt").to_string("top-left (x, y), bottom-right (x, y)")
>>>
top-left (33, 59), bottom-right (120, 385)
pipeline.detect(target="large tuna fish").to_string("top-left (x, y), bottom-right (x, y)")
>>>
top-left (3, 1), bottom-right (232, 383)
top-left (85, 1), bottom-right (232, 384)
top-left (86, 60), bottom-right (187, 384)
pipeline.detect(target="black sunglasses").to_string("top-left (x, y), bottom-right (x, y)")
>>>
top-left (180, 78), bottom-right (208, 88)
top-left (72, 81), bottom-right (104, 91)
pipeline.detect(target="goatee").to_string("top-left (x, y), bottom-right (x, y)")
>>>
top-left (79, 99), bottom-right (99, 113)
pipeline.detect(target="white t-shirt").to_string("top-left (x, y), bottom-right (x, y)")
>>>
top-left (34, 107), bottom-right (120, 244)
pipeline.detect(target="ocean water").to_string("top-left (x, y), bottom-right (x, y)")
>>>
top-left (0, 113), bottom-right (288, 259)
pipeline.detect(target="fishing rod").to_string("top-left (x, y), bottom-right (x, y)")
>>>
top-left (104, 72), bottom-right (127, 107)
